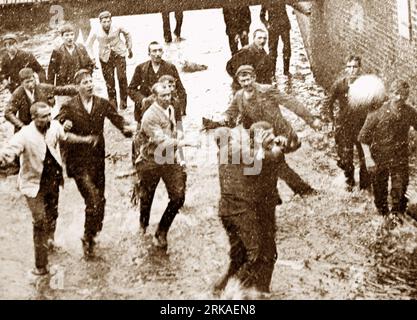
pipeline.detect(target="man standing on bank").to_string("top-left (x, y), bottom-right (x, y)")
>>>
top-left (162, 11), bottom-right (184, 43)
top-left (87, 11), bottom-right (133, 110)
top-left (0, 33), bottom-right (46, 94)
top-left (260, 0), bottom-right (311, 76)
top-left (134, 82), bottom-right (197, 250)
top-left (57, 69), bottom-right (133, 258)
top-left (128, 41), bottom-right (187, 122)
top-left (0, 102), bottom-right (97, 276)
top-left (222, 5), bottom-right (251, 56)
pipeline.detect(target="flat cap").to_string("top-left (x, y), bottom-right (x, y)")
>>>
top-left (2, 33), bottom-right (18, 43)
top-left (19, 68), bottom-right (34, 81)
top-left (98, 11), bottom-right (112, 20)
top-left (235, 64), bottom-right (255, 77)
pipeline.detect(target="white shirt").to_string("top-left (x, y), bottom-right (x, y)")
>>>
top-left (24, 88), bottom-right (35, 104)
top-left (82, 97), bottom-right (93, 114)
top-left (0, 121), bottom-right (67, 197)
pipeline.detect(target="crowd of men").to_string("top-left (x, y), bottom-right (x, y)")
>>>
top-left (0, 3), bottom-right (416, 298)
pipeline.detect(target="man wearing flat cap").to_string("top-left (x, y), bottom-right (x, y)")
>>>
top-left (87, 11), bottom-right (133, 110)
top-left (0, 33), bottom-right (46, 94)
top-left (208, 65), bottom-right (320, 197)
top-left (5, 67), bottom-right (77, 133)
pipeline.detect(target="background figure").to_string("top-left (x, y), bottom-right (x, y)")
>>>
top-left (260, 0), bottom-right (311, 76)
top-left (226, 29), bottom-right (274, 92)
top-left (359, 80), bottom-right (415, 223)
top-left (128, 41), bottom-right (187, 123)
top-left (223, 6), bottom-right (251, 55)
top-left (162, 11), bottom-right (184, 43)
top-left (0, 33), bottom-right (45, 94)
top-left (87, 11), bottom-right (133, 110)
top-left (322, 56), bottom-right (370, 191)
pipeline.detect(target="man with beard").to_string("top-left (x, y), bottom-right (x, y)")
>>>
top-left (128, 41), bottom-right (187, 122)
top-left (222, 6), bottom-right (251, 55)
top-left (323, 55), bottom-right (371, 191)
top-left (0, 102), bottom-right (97, 276)
top-left (226, 29), bottom-right (274, 92)
top-left (206, 65), bottom-right (320, 196)
top-left (57, 69), bottom-right (133, 258)
top-left (86, 11), bottom-right (132, 110)
top-left (0, 33), bottom-right (46, 94)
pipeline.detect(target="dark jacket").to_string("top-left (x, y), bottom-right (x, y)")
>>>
top-left (359, 101), bottom-right (417, 164)
top-left (225, 82), bottom-right (312, 144)
top-left (5, 83), bottom-right (77, 131)
top-left (223, 6), bottom-right (251, 36)
top-left (226, 44), bottom-right (274, 86)
top-left (56, 94), bottom-right (128, 176)
top-left (0, 49), bottom-right (46, 93)
top-left (47, 44), bottom-right (94, 86)
top-left (128, 60), bottom-right (187, 122)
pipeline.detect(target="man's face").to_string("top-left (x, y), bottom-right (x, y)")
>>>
top-left (393, 86), bottom-right (410, 104)
top-left (4, 39), bottom-right (18, 56)
top-left (238, 73), bottom-right (256, 91)
top-left (162, 80), bottom-right (176, 93)
top-left (155, 87), bottom-right (172, 108)
top-left (346, 60), bottom-right (361, 77)
top-left (22, 77), bottom-right (36, 91)
top-left (33, 107), bottom-right (52, 133)
top-left (62, 31), bottom-right (75, 46)
top-left (78, 75), bottom-right (94, 97)
top-left (100, 17), bottom-right (112, 31)
top-left (254, 128), bottom-right (274, 148)
top-left (149, 44), bottom-right (163, 63)
top-left (253, 32), bottom-right (267, 49)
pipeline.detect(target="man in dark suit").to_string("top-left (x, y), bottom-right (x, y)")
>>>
top-left (223, 6), bottom-right (251, 55)
top-left (161, 11), bottom-right (184, 43)
top-left (260, 0), bottom-right (311, 76)
top-left (128, 41), bottom-right (187, 122)
top-left (0, 33), bottom-right (46, 94)
top-left (57, 69), bottom-right (133, 258)
top-left (47, 23), bottom-right (95, 86)
top-left (226, 29), bottom-right (274, 92)
top-left (5, 68), bottom-right (77, 133)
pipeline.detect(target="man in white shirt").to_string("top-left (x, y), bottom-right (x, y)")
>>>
top-left (86, 11), bottom-right (133, 110)
top-left (0, 102), bottom-right (97, 276)
top-left (135, 82), bottom-right (197, 250)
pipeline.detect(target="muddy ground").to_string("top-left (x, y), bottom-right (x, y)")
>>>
top-left (1, 7), bottom-right (417, 300)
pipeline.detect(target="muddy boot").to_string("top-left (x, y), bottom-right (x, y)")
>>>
top-left (283, 57), bottom-right (290, 76)
top-left (359, 167), bottom-right (371, 190)
top-left (153, 230), bottom-right (168, 250)
top-left (81, 236), bottom-right (96, 259)
top-left (345, 170), bottom-right (355, 192)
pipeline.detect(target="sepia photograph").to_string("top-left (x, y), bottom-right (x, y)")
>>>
top-left (0, 0), bottom-right (417, 303)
